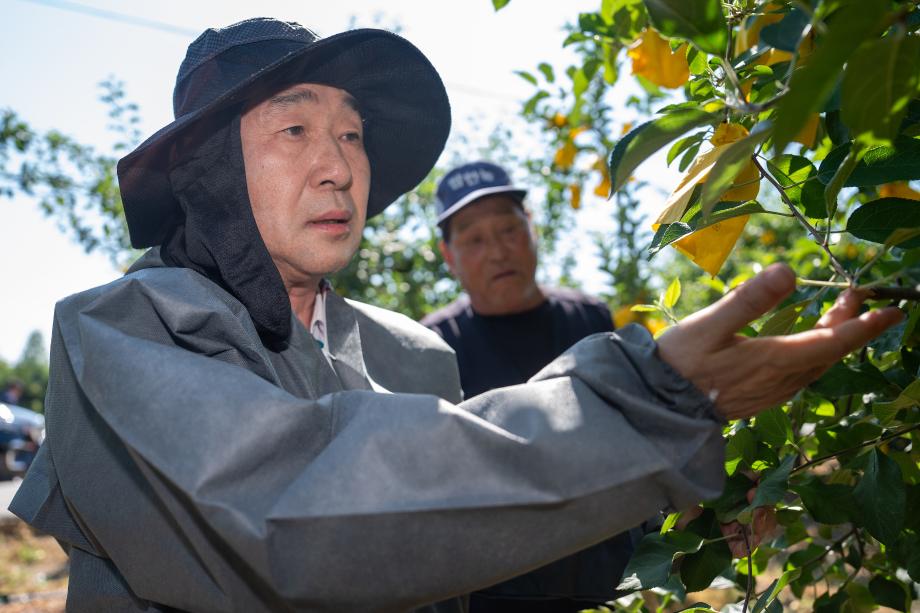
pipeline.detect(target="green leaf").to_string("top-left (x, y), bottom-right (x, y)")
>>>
top-left (759, 300), bottom-right (809, 337)
top-left (772, 0), bottom-right (889, 152)
top-left (513, 70), bottom-right (537, 86)
top-left (609, 108), bottom-right (721, 193)
top-left (852, 448), bottom-right (906, 546)
top-left (616, 531), bottom-right (704, 592)
top-left (642, 0), bottom-right (728, 56)
top-left (522, 90), bottom-right (550, 115)
top-left (755, 407), bottom-right (793, 448)
top-left (536, 62), bottom-right (555, 83)
top-left (817, 137), bottom-right (920, 186)
top-left (752, 569), bottom-right (800, 613)
top-left (725, 425), bottom-right (756, 476)
top-left (491, 0), bottom-right (511, 10)
top-left (873, 378), bottom-right (920, 416)
top-left (813, 590), bottom-right (848, 613)
top-left (809, 361), bottom-right (892, 397)
top-left (736, 455), bottom-right (795, 523)
top-left (667, 131), bottom-right (707, 166)
top-left (663, 277), bottom-right (682, 308)
top-left (630, 304), bottom-right (660, 312)
top-left (846, 197), bottom-right (920, 249)
top-left (649, 200), bottom-right (765, 255)
top-left (699, 122), bottom-right (771, 219)
top-left (680, 510), bottom-right (732, 592)
top-left (793, 477), bottom-right (856, 524)
top-left (868, 576), bottom-right (909, 612)
top-left (760, 7), bottom-right (809, 52)
top-left (766, 155), bottom-right (827, 219)
top-left (660, 511), bottom-right (682, 534)
top-left (842, 31), bottom-right (920, 146)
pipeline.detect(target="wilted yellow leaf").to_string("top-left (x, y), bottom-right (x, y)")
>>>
top-left (673, 215), bottom-right (751, 276)
top-left (554, 141), bottom-right (576, 169)
top-left (613, 305), bottom-right (638, 328)
top-left (570, 183), bottom-right (582, 209)
top-left (879, 182), bottom-right (920, 200)
top-left (628, 29), bottom-right (690, 89)
top-left (711, 122), bottom-right (750, 146)
top-left (722, 159), bottom-right (761, 201)
top-left (735, 3), bottom-right (784, 57)
top-left (792, 113), bottom-right (819, 148)
top-left (654, 145), bottom-right (730, 225)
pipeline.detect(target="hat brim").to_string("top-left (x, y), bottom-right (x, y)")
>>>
top-left (117, 29), bottom-right (451, 248)
top-left (436, 186), bottom-right (528, 224)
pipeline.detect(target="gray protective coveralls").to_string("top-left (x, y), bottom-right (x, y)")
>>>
top-left (11, 250), bottom-right (725, 612)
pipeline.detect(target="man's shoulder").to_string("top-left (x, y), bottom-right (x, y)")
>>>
top-left (419, 296), bottom-right (472, 330)
top-left (543, 286), bottom-right (610, 312)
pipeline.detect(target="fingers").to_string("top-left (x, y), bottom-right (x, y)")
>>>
top-left (683, 264), bottom-right (797, 340)
top-left (815, 289), bottom-right (868, 329)
top-left (783, 307), bottom-right (903, 369)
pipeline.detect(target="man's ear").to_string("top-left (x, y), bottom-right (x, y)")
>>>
top-left (438, 239), bottom-right (456, 273)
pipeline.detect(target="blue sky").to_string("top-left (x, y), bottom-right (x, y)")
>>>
top-left (0, 0), bottom-right (677, 362)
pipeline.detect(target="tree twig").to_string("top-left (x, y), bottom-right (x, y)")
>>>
top-left (741, 527), bottom-right (753, 613)
top-left (790, 423), bottom-right (920, 475)
top-left (753, 156), bottom-right (852, 282)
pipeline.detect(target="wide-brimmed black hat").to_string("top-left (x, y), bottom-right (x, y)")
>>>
top-left (117, 17), bottom-right (451, 248)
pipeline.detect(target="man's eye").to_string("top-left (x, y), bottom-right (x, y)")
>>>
top-left (283, 126), bottom-right (304, 136)
top-left (343, 131), bottom-right (363, 143)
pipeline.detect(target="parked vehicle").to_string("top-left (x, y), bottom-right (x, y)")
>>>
top-left (0, 402), bottom-right (45, 479)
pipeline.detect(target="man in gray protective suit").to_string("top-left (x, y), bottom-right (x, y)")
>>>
top-left (10, 17), bottom-right (902, 613)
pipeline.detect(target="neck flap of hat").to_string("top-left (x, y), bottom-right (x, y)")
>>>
top-left (160, 114), bottom-right (292, 345)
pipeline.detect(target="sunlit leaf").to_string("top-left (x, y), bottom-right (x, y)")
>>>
top-left (699, 122), bottom-right (770, 219)
top-left (818, 137), bottom-right (920, 187)
top-left (642, 0), bottom-right (728, 56)
top-left (663, 277), bottom-right (681, 308)
top-left (609, 107), bottom-right (721, 193)
top-left (628, 28), bottom-right (691, 89)
top-left (846, 197), bottom-right (920, 249)
top-left (616, 530), bottom-right (704, 592)
top-left (773, 0), bottom-right (889, 152)
top-left (514, 70), bottom-right (537, 85)
top-left (766, 154), bottom-right (826, 218)
top-left (842, 31), bottom-right (920, 146)
top-left (491, 0), bottom-right (511, 10)
top-left (755, 407), bottom-right (793, 448)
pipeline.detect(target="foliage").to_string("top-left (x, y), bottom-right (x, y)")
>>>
top-left (505, 0), bottom-right (920, 609)
top-left (0, 331), bottom-right (49, 413)
top-left (1, 79), bottom-right (141, 266)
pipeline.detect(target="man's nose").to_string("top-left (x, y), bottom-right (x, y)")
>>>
top-left (484, 232), bottom-right (510, 260)
top-left (309, 135), bottom-right (353, 190)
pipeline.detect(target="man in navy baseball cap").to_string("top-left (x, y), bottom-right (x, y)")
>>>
top-left (424, 162), bottom-right (631, 611)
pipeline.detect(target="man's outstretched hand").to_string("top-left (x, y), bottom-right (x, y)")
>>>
top-left (657, 263), bottom-right (903, 421)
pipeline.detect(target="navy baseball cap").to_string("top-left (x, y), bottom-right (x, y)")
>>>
top-left (436, 161), bottom-right (528, 224)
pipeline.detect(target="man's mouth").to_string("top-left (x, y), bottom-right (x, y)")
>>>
top-left (309, 210), bottom-right (353, 233)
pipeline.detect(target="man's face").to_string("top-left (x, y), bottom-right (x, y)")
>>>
top-left (440, 195), bottom-right (542, 315)
top-left (240, 83), bottom-right (370, 289)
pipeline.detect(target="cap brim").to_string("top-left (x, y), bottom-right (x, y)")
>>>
top-left (436, 186), bottom-right (528, 224)
top-left (118, 28), bottom-right (450, 248)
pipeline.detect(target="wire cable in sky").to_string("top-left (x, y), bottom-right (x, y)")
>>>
top-left (16, 0), bottom-right (523, 104)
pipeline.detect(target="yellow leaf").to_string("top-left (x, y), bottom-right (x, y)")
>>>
top-left (614, 305), bottom-right (638, 328)
top-left (673, 215), bottom-right (750, 276)
top-left (722, 158), bottom-right (761, 201)
top-left (628, 29), bottom-right (690, 89)
top-left (734, 2), bottom-right (785, 57)
top-left (654, 144), bottom-right (731, 225)
top-left (644, 317), bottom-right (668, 336)
top-left (569, 183), bottom-right (582, 209)
top-left (879, 182), bottom-right (920, 200)
top-left (554, 141), bottom-right (577, 169)
top-left (792, 113), bottom-right (819, 148)
top-left (711, 122), bottom-right (750, 146)
top-left (593, 155), bottom-right (612, 197)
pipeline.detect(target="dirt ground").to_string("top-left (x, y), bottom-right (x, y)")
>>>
top-left (0, 519), bottom-right (67, 612)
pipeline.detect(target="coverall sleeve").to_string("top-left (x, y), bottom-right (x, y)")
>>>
top-left (42, 272), bottom-right (725, 612)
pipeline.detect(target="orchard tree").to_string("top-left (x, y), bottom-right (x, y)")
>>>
top-left (498, 0), bottom-right (920, 610)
